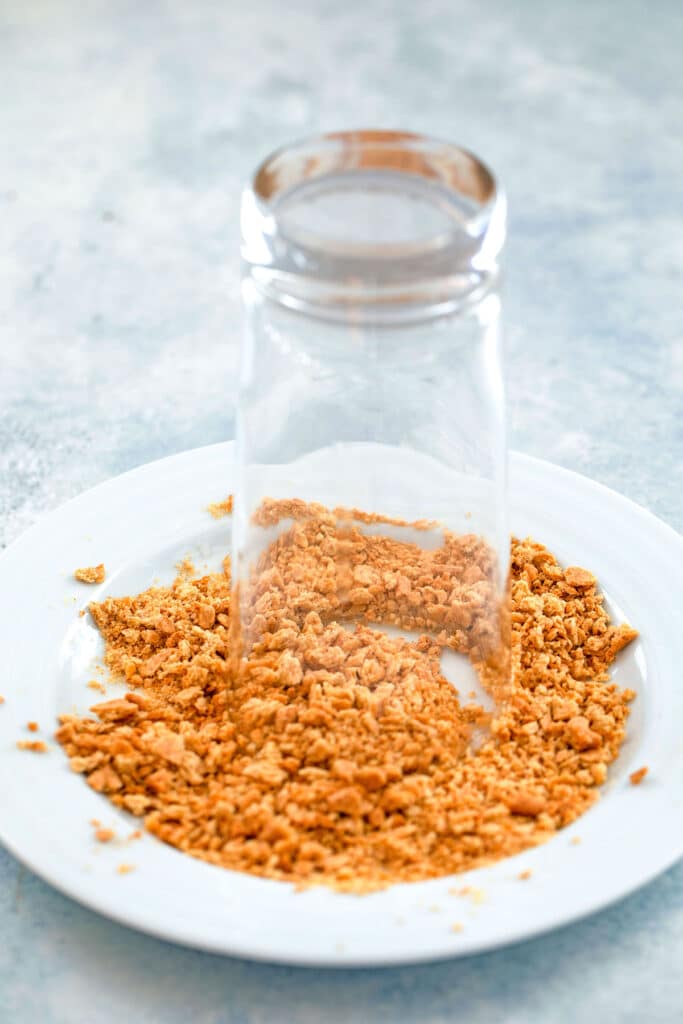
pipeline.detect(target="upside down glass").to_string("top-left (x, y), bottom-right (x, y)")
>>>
top-left (233, 130), bottom-right (509, 715)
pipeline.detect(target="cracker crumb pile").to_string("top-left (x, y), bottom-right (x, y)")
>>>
top-left (74, 564), bottom-right (106, 584)
top-left (56, 505), bottom-right (637, 893)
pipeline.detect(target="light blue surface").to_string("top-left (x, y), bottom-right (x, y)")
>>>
top-left (1, 1), bottom-right (682, 1021)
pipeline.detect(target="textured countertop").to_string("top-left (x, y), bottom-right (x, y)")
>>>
top-left (2, 1), bottom-right (682, 1021)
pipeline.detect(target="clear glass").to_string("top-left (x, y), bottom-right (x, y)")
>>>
top-left (233, 130), bottom-right (509, 709)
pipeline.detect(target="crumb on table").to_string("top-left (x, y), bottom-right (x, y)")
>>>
top-left (74, 564), bottom-right (106, 584)
top-left (629, 766), bottom-right (648, 786)
top-left (450, 922), bottom-right (464, 933)
top-left (87, 680), bottom-right (107, 695)
top-left (518, 869), bottom-right (532, 880)
top-left (27, 721), bottom-right (39, 732)
top-left (117, 863), bottom-right (135, 875)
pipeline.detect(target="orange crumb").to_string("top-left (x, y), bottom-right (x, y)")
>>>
top-left (518, 869), bottom-right (532, 880)
top-left (95, 828), bottom-right (115, 843)
top-left (174, 557), bottom-right (196, 579)
top-left (629, 766), bottom-right (648, 786)
top-left (87, 680), bottom-right (106, 695)
top-left (0, 696), bottom-right (5, 705)
top-left (27, 721), bottom-right (39, 732)
top-left (17, 740), bottom-right (47, 753)
top-left (570, 836), bottom-right (582, 846)
top-left (90, 819), bottom-right (101, 827)
top-left (128, 829), bottom-right (142, 840)
top-left (207, 495), bottom-right (234, 519)
top-left (74, 564), bottom-right (106, 584)
top-left (450, 922), bottom-right (464, 933)
top-left (117, 864), bottom-right (135, 875)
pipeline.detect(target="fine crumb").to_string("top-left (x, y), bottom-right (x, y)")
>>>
top-left (428, 904), bottom-right (441, 913)
top-left (74, 564), bottom-right (106, 584)
top-left (629, 766), bottom-right (648, 786)
top-left (17, 740), bottom-right (48, 753)
top-left (518, 869), bottom-right (532, 881)
top-left (207, 495), bottom-right (234, 519)
top-left (90, 819), bottom-right (101, 827)
top-left (128, 829), bottom-right (143, 840)
top-left (174, 557), bottom-right (196, 579)
top-left (55, 503), bottom-right (638, 894)
top-left (87, 680), bottom-right (107, 695)
top-left (450, 922), bottom-right (464, 933)
top-left (27, 721), bottom-right (39, 733)
top-left (0, 696), bottom-right (5, 705)
top-left (94, 827), bottom-right (116, 843)
top-left (117, 863), bottom-right (135, 875)
top-left (570, 836), bottom-right (582, 846)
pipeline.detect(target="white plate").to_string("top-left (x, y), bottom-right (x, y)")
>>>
top-left (0, 443), bottom-right (681, 967)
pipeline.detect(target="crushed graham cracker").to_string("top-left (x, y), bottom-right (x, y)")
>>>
top-left (629, 766), bottom-right (648, 786)
top-left (94, 827), bottom-right (116, 843)
top-left (55, 504), bottom-right (637, 893)
top-left (174, 557), bottom-right (196, 579)
top-left (0, 696), bottom-right (5, 705)
top-left (87, 680), bottom-right (107, 695)
top-left (208, 495), bottom-right (234, 519)
top-left (17, 740), bottom-right (48, 753)
top-left (27, 721), bottom-right (39, 732)
top-left (117, 863), bottom-right (135, 874)
top-left (518, 869), bottom-right (532, 880)
top-left (74, 564), bottom-right (106, 584)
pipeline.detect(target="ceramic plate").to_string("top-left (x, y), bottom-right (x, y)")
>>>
top-left (0, 443), bottom-right (681, 966)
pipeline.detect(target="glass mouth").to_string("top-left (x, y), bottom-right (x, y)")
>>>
top-left (242, 129), bottom-right (505, 322)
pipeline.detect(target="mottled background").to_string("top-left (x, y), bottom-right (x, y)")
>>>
top-left (1, 1), bottom-right (682, 1021)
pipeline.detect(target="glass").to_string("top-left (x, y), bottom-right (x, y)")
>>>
top-left (232, 129), bottom-right (509, 713)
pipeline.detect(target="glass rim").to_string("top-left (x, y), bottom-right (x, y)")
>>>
top-left (241, 129), bottom-right (506, 323)
top-left (250, 129), bottom-right (500, 221)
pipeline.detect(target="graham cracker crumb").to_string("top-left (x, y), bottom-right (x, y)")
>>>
top-left (55, 503), bottom-right (637, 894)
top-left (174, 557), bottom-right (196, 579)
top-left (74, 564), bottom-right (106, 584)
top-left (87, 680), bottom-right (107, 695)
top-left (570, 836), bottom-right (582, 846)
top-left (629, 766), bottom-right (648, 786)
top-left (0, 696), bottom-right (5, 705)
top-left (450, 922), bottom-right (464, 933)
top-left (117, 863), bottom-right (135, 875)
top-left (518, 869), bottom-right (532, 880)
top-left (94, 827), bottom-right (116, 843)
top-left (207, 495), bottom-right (234, 519)
top-left (129, 829), bottom-right (143, 840)
top-left (17, 740), bottom-right (48, 753)
top-left (27, 721), bottom-right (39, 732)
